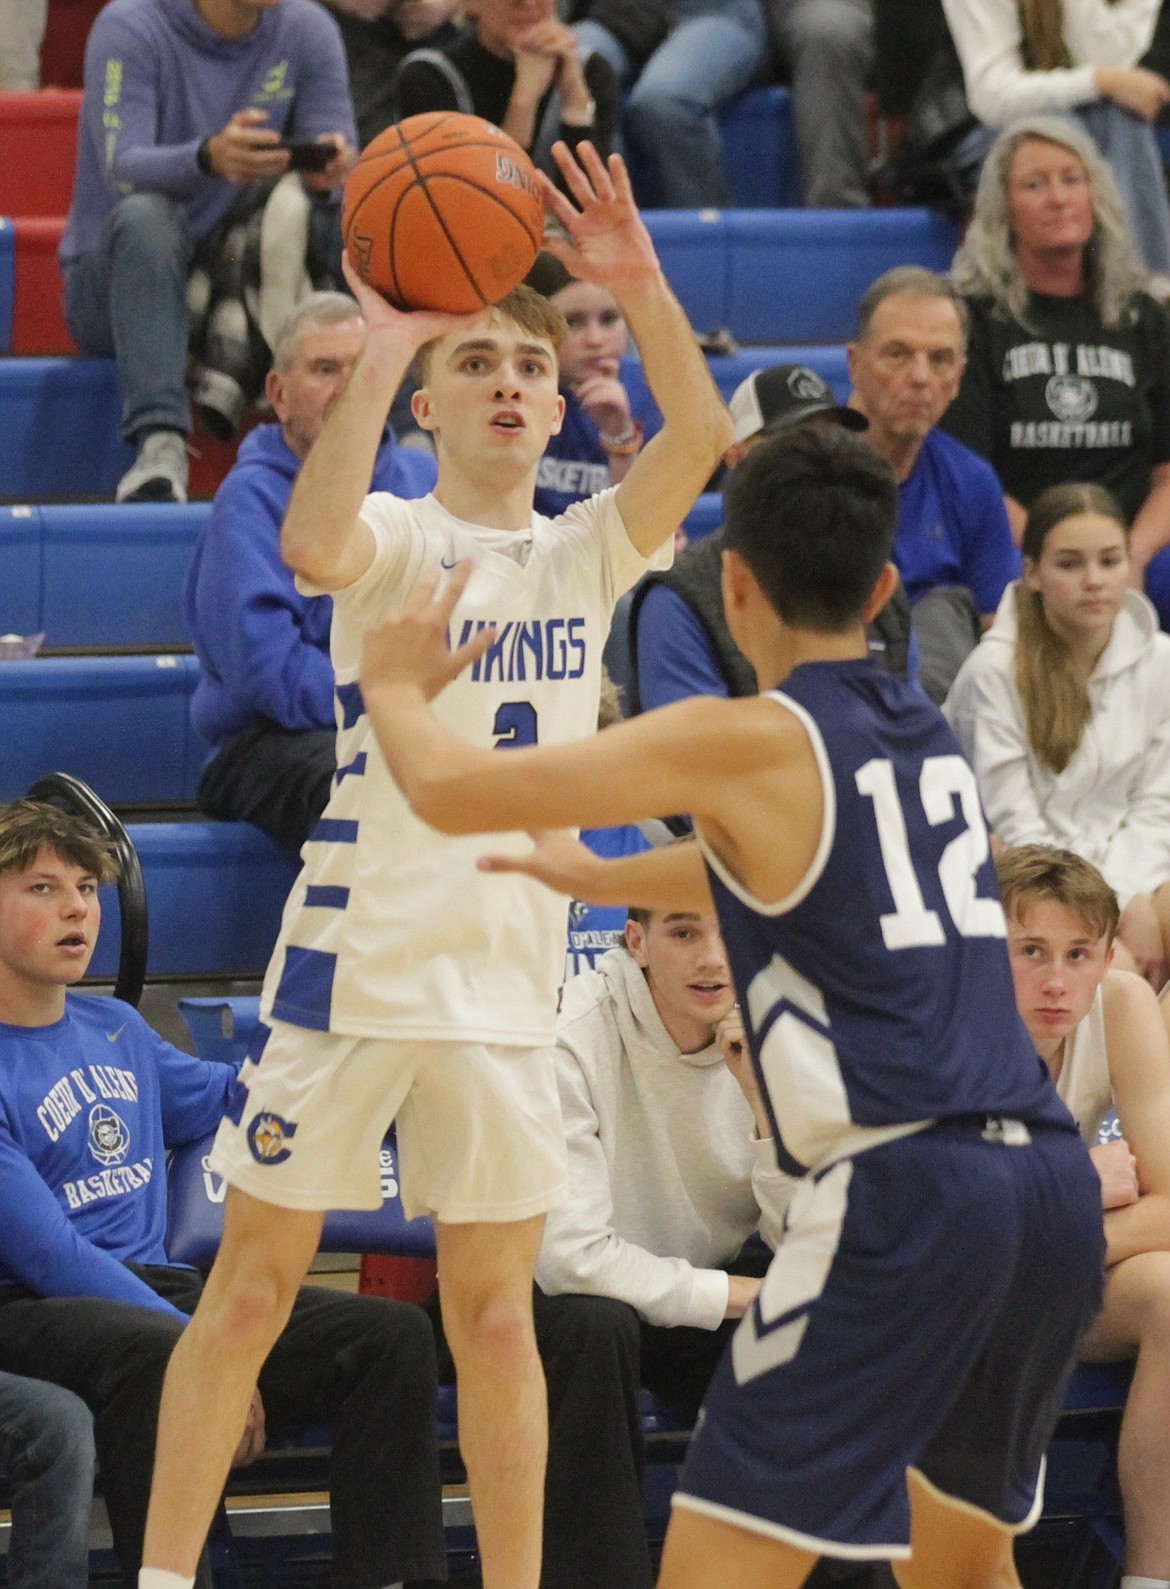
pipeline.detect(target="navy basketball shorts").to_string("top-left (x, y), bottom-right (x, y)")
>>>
top-left (673, 1119), bottom-right (1105, 1559)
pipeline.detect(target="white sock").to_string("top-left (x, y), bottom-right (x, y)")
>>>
top-left (138, 1572), bottom-right (196, 1589)
top-left (1121, 1577), bottom-right (1170, 1589)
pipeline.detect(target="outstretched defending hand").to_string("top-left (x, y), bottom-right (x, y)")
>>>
top-left (360, 560), bottom-right (496, 702)
top-left (478, 829), bottom-right (602, 898)
top-left (537, 142), bottom-right (661, 297)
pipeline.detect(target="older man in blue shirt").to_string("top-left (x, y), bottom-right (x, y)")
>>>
top-left (187, 292), bottom-right (438, 852)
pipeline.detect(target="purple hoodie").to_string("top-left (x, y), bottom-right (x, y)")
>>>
top-left (61, 0), bottom-right (355, 263)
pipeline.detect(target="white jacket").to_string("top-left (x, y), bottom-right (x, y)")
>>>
top-left (941, 0), bottom-right (1159, 126)
top-left (536, 948), bottom-right (794, 1331)
top-left (945, 584), bottom-right (1170, 906)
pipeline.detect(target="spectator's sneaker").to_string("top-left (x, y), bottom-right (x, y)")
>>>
top-left (115, 431), bottom-right (189, 504)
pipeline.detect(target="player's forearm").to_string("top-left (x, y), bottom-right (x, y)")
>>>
top-left (365, 680), bottom-right (497, 830)
top-left (1103, 1191), bottom-right (1170, 1266)
top-left (618, 275), bottom-right (731, 463)
top-left (280, 338), bottom-right (411, 587)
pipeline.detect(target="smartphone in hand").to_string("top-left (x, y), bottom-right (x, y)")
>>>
top-left (279, 140), bottom-right (335, 173)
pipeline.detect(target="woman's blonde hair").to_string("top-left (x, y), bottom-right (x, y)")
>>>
top-left (1015, 481), bottom-right (1127, 773)
top-left (952, 116), bottom-right (1148, 329)
top-left (1017, 0), bottom-right (1123, 70)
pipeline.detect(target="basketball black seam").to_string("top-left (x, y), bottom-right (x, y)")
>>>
top-left (399, 122), bottom-right (488, 308)
top-left (421, 169), bottom-right (543, 253)
top-left (347, 134), bottom-right (539, 243)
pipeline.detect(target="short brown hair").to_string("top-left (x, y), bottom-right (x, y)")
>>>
top-left (0, 801), bottom-right (120, 884)
top-left (414, 284), bottom-right (567, 384)
top-left (995, 845), bottom-right (1119, 945)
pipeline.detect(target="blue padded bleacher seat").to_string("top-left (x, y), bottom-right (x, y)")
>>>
top-left (621, 346), bottom-right (849, 412)
top-left (41, 504), bottom-right (205, 649)
top-left (0, 218), bottom-right (13, 353)
top-left (0, 503), bottom-right (206, 649)
top-left (87, 826), bottom-right (299, 980)
top-left (683, 494), bottom-right (722, 543)
top-left (0, 357), bottom-right (130, 500)
top-left (0, 654), bottom-right (203, 805)
top-left (0, 505), bottom-right (41, 636)
top-left (718, 87), bottom-right (802, 210)
top-left (166, 1127), bottom-right (437, 1267)
top-left (644, 211), bottom-right (728, 336)
top-left (724, 210), bottom-right (959, 345)
top-left (180, 994), bottom-right (263, 1067)
top-left (707, 345), bottom-right (850, 404)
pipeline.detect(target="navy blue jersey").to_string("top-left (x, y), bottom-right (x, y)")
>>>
top-left (699, 658), bottom-right (1071, 1178)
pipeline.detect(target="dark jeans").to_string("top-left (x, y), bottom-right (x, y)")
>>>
top-left (0, 1373), bottom-right (95, 1589)
top-left (0, 1266), bottom-right (445, 1587)
top-left (198, 722), bottom-right (337, 854)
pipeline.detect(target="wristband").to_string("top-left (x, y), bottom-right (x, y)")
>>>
top-left (196, 138), bottom-right (215, 176)
top-left (599, 420), bottom-right (643, 456)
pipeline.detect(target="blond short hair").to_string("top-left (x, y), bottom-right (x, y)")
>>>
top-left (414, 284), bottom-right (567, 384)
top-left (996, 845), bottom-right (1119, 945)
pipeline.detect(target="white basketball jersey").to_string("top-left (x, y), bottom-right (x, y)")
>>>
top-left (260, 488), bottom-right (668, 1045)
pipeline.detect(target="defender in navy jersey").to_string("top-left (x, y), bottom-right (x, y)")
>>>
top-left (359, 424), bottom-right (1105, 1589)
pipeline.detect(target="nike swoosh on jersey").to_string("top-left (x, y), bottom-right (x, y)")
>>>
top-left (106, 1024), bottom-right (126, 1043)
top-left (440, 555), bottom-right (458, 570)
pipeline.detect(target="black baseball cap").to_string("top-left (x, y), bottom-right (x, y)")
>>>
top-left (729, 363), bottom-right (867, 444)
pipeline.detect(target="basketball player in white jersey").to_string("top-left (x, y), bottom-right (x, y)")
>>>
top-left (138, 143), bottom-right (732, 1589)
top-left (998, 845), bottom-right (1170, 1589)
top-left (354, 424), bottom-right (1104, 1589)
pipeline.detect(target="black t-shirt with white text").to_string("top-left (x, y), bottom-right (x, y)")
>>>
top-left (941, 291), bottom-right (1170, 522)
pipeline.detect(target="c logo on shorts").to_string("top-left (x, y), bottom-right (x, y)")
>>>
top-left (247, 1111), bottom-right (299, 1165)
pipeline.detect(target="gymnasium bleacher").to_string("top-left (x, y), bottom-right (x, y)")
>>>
top-left (0, 31), bottom-right (1130, 1588)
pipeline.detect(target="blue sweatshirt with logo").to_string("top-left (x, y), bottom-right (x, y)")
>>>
top-left (0, 996), bottom-right (238, 1319)
top-left (186, 423), bottom-right (438, 751)
top-left (61, 0), bottom-right (355, 263)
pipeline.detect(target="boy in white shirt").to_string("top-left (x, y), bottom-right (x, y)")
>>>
top-left (139, 141), bottom-right (731, 1589)
top-left (531, 901), bottom-right (792, 1588)
top-left (999, 844), bottom-right (1170, 1589)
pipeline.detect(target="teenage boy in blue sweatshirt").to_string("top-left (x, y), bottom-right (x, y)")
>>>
top-left (187, 292), bottom-right (438, 853)
top-left (60, 0), bottom-right (357, 505)
top-left (0, 800), bottom-right (445, 1588)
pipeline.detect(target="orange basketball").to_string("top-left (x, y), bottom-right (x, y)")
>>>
top-left (342, 112), bottom-right (546, 313)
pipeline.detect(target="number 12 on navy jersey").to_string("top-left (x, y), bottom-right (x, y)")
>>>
top-left (855, 755), bottom-right (1005, 950)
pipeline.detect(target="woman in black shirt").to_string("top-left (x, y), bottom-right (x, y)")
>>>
top-left (942, 115), bottom-right (1170, 592)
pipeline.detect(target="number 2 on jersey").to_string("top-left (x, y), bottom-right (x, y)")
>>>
top-left (855, 754), bottom-right (1005, 949)
top-left (493, 701), bottom-right (538, 749)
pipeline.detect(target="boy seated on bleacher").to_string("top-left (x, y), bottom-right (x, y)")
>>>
top-left (0, 799), bottom-right (446, 1588)
top-left (999, 844), bottom-right (1170, 1589)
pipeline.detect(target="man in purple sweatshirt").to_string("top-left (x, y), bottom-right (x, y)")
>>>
top-left (59, 0), bottom-right (356, 505)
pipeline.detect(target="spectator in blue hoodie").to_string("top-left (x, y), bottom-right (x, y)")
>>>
top-left (60, 0), bottom-right (358, 505)
top-left (0, 799), bottom-right (445, 1588)
top-left (187, 292), bottom-right (438, 853)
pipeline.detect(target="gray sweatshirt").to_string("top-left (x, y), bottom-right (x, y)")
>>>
top-left (536, 948), bottom-right (794, 1331)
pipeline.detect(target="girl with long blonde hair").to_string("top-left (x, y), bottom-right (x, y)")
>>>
top-left (946, 481), bottom-right (1170, 984)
